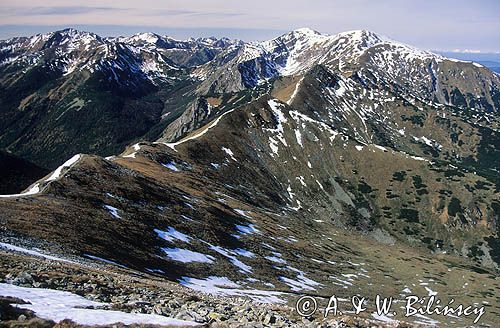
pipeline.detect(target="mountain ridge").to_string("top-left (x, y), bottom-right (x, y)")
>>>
top-left (1, 26), bottom-right (500, 326)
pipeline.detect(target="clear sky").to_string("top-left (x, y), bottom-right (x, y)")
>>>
top-left (0, 0), bottom-right (499, 52)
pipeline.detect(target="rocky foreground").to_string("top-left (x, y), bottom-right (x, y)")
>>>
top-left (0, 247), bottom-right (423, 328)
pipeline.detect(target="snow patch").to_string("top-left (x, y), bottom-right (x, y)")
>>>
top-left (104, 205), bottom-right (121, 219)
top-left (209, 245), bottom-right (252, 274)
top-left (234, 248), bottom-right (255, 257)
top-left (294, 129), bottom-right (303, 147)
top-left (0, 183), bottom-right (40, 198)
top-left (222, 147), bottom-right (237, 161)
top-left (264, 100), bottom-right (288, 153)
top-left (162, 161), bottom-right (180, 171)
top-left (372, 313), bottom-right (397, 324)
top-left (0, 283), bottom-right (196, 326)
top-left (162, 248), bottom-right (215, 263)
top-left (425, 286), bottom-right (438, 296)
top-left (180, 276), bottom-right (284, 304)
top-left (154, 227), bottom-right (191, 243)
top-left (46, 154), bottom-right (81, 181)
top-left (265, 252), bottom-right (287, 264)
top-left (0, 243), bottom-right (75, 264)
top-left (234, 209), bottom-right (252, 218)
top-left (83, 254), bottom-right (127, 269)
top-left (280, 267), bottom-right (321, 292)
top-left (287, 77), bottom-right (304, 105)
top-left (234, 223), bottom-right (259, 237)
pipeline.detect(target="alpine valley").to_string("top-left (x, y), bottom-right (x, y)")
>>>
top-left (0, 27), bottom-right (499, 327)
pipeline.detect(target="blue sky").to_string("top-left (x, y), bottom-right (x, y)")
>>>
top-left (0, 0), bottom-right (499, 52)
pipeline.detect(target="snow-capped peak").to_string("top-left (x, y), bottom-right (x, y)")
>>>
top-left (48, 28), bottom-right (101, 44)
top-left (269, 28), bottom-right (329, 45)
top-left (128, 32), bottom-right (162, 44)
top-left (335, 30), bottom-right (386, 47)
top-left (290, 27), bottom-right (322, 36)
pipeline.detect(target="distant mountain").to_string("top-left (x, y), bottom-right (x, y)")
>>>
top-left (1, 28), bottom-right (498, 169)
top-left (1, 28), bottom-right (499, 327)
top-left (0, 28), bottom-right (240, 168)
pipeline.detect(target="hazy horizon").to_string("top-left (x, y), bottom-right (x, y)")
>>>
top-left (0, 0), bottom-right (499, 53)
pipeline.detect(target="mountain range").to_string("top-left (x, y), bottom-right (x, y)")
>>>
top-left (0, 27), bottom-right (499, 327)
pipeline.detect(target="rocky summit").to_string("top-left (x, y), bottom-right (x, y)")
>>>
top-left (0, 27), bottom-right (499, 327)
